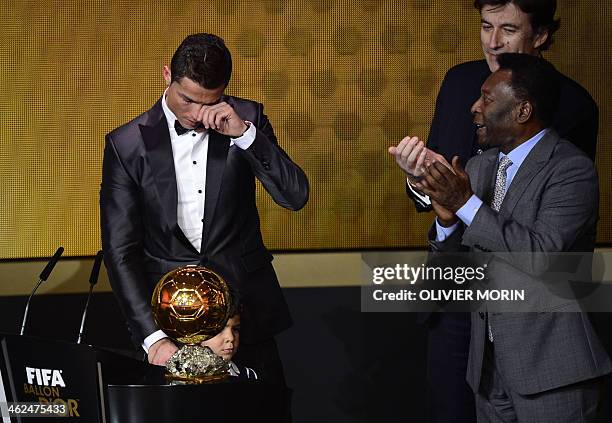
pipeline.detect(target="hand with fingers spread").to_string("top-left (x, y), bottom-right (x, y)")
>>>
top-left (415, 156), bottom-right (473, 213)
top-left (388, 136), bottom-right (452, 184)
top-left (197, 102), bottom-right (248, 137)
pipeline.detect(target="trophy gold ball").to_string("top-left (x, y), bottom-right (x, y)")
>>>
top-left (151, 265), bottom-right (233, 383)
top-left (151, 265), bottom-right (232, 345)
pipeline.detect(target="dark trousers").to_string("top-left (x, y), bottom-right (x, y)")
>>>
top-left (426, 312), bottom-right (476, 423)
top-left (234, 337), bottom-right (292, 422)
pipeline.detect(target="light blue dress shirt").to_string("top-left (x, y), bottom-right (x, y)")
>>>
top-left (436, 129), bottom-right (548, 241)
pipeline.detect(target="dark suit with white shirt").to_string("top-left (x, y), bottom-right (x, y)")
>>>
top-left (100, 95), bottom-right (308, 382)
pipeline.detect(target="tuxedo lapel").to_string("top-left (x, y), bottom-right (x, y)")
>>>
top-left (202, 130), bottom-right (231, 250)
top-left (499, 131), bottom-right (558, 216)
top-left (140, 101), bottom-right (198, 254)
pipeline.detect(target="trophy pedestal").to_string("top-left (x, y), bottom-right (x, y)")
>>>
top-left (165, 372), bottom-right (229, 385)
top-left (165, 343), bottom-right (230, 384)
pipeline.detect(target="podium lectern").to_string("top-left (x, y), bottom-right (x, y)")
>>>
top-left (0, 334), bottom-right (288, 422)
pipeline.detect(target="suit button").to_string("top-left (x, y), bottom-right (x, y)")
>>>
top-left (478, 312), bottom-right (484, 320)
top-left (476, 149), bottom-right (483, 155)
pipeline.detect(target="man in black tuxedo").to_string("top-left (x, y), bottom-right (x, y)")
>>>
top-left (388, 1), bottom-right (598, 422)
top-left (100, 33), bottom-right (309, 384)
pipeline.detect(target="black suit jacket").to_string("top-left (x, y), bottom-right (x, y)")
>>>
top-left (100, 95), bottom-right (309, 346)
top-left (409, 59), bottom-right (599, 211)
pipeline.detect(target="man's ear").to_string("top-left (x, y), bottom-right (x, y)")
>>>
top-left (163, 65), bottom-right (171, 86)
top-left (515, 101), bottom-right (533, 124)
top-left (533, 28), bottom-right (549, 50)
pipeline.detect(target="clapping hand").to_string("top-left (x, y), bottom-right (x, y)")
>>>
top-left (388, 136), bottom-right (452, 184)
top-left (415, 157), bottom-right (472, 214)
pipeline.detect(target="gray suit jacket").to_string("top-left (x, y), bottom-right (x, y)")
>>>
top-left (429, 130), bottom-right (611, 395)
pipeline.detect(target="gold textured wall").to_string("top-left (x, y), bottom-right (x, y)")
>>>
top-left (0, 0), bottom-right (610, 258)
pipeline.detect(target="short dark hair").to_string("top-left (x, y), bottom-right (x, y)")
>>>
top-left (496, 53), bottom-right (560, 127)
top-left (170, 33), bottom-right (232, 89)
top-left (473, 0), bottom-right (560, 51)
top-left (227, 293), bottom-right (242, 318)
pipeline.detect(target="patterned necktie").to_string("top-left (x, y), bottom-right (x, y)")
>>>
top-left (490, 156), bottom-right (513, 212)
top-left (487, 156), bottom-right (512, 343)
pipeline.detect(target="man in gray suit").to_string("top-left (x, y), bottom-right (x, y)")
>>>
top-left (415, 53), bottom-right (611, 421)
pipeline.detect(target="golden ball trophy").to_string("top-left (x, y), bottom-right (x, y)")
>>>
top-left (151, 265), bottom-right (232, 384)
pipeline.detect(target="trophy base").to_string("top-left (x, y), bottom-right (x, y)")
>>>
top-left (164, 344), bottom-right (231, 385)
top-left (165, 372), bottom-right (230, 385)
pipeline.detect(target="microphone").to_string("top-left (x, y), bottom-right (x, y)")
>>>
top-left (77, 250), bottom-right (103, 344)
top-left (20, 246), bottom-right (64, 336)
top-left (39, 246), bottom-right (64, 281)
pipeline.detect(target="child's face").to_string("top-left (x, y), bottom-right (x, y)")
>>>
top-left (202, 315), bottom-right (240, 361)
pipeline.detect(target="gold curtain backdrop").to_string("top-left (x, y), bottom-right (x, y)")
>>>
top-left (0, 0), bottom-right (610, 258)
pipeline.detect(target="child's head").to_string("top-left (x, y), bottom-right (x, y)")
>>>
top-left (202, 294), bottom-right (242, 361)
top-left (202, 313), bottom-right (240, 361)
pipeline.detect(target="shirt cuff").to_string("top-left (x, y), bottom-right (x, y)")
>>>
top-left (406, 177), bottom-right (431, 205)
top-left (456, 195), bottom-right (483, 227)
top-left (435, 218), bottom-right (459, 241)
top-left (142, 330), bottom-right (168, 353)
top-left (231, 121), bottom-right (256, 150)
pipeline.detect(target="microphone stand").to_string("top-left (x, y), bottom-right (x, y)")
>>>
top-left (77, 250), bottom-right (103, 344)
top-left (20, 246), bottom-right (64, 336)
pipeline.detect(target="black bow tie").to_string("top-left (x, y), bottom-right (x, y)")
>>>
top-left (174, 120), bottom-right (191, 136)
